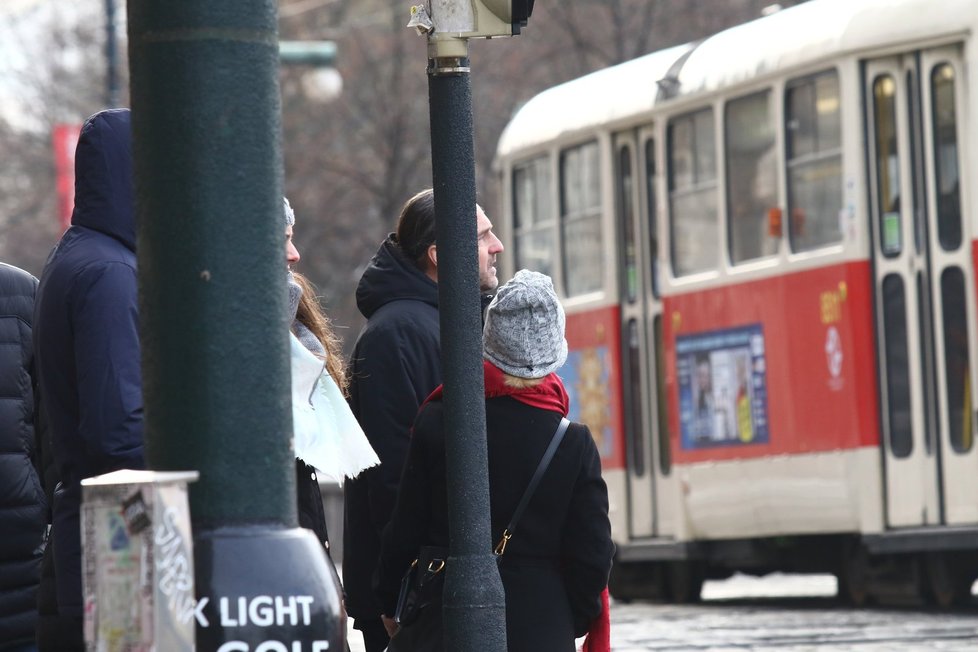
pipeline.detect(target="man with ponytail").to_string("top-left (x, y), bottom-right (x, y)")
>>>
top-left (343, 189), bottom-right (503, 651)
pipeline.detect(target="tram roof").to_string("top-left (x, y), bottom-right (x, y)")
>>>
top-left (496, 43), bottom-right (692, 157)
top-left (496, 0), bottom-right (978, 161)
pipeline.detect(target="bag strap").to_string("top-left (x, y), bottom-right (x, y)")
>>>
top-left (494, 417), bottom-right (570, 556)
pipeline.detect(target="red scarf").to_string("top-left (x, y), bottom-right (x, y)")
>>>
top-left (422, 360), bottom-right (570, 415)
top-left (580, 586), bottom-right (610, 652)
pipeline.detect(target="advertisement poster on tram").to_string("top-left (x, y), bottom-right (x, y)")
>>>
top-left (677, 324), bottom-right (769, 450)
top-left (563, 345), bottom-right (614, 459)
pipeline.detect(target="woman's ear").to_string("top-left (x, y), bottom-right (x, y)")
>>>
top-left (426, 244), bottom-right (438, 269)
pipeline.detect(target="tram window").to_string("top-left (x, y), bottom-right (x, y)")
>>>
top-left (785, 71), bottom-right (842, 252)
top-left (668, 108), bottom-right (718, 276)
top-left (931, 63), bottom-right (962, 252)
top-left (941, 267), bottom-right (972, 453)
top-left (617, 146), bottom-right (638, 303)
top-left (873, 75), bottom-right (902, 256)
top-left (653, 315), bottom-right (671, 475)
top-left (725, 90), bottom-right (778, 263)
top-left (560, 142), bottom-right (603, 296)
top-left (906, 70), bottom-right (924, 254)
top-left (513, 157), bottom-right (555, 278)
top-left (625, 319), bottom-right (645, 476)
top-left (644, 138), bottom-right (660, 298)
top-left (882, 273), bottom-right (913, 458)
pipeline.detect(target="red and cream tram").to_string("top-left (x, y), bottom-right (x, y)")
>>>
top-left (493, 0), bottom-right (978, 605)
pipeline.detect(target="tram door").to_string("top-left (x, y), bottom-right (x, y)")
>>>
top-left (614, 129), bottom-right (674, 538)
top-left (865, 48), bottom-right (978, 528)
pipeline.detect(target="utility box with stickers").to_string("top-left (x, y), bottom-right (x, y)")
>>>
top-left (81, 469), bottom-right (199, 652)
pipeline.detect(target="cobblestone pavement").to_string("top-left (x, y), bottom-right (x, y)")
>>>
top-left (346, 573), bottom-right (978, 651)
top-left (612, 599), bottom-right (978, 651)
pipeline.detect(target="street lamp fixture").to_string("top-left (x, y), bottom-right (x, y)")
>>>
top-left (279, 40), bottom-right (338, 67)
top-left (280, 41), bottom-right (341, 102)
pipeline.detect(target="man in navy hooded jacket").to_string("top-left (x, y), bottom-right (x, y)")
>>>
top-left (33, 108), bottom-right (144, 650)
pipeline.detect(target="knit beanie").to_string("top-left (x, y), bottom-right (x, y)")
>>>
top-left (285, 196), bottom-right (299, 323)
top-left (283, 197), bottom-right (295, 227)
top-left (483, 269), bottom-right (567, 379)
top-left (283, 198), bottom-right (324, 356)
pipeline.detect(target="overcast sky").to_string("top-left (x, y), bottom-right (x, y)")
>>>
top-left (0, 0), bottom-right (106, 130)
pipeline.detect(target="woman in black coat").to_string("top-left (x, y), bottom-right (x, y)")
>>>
top-left (375, 270), bottom-right (614, 651)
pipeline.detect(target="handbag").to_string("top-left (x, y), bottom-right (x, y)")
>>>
top-left (393, 417), bottom-right (571, 627)
top-left (393, 545), bottom-right (448, 627)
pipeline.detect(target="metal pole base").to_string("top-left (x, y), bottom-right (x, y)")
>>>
top-left (193, 527), bottom-right (345, 651)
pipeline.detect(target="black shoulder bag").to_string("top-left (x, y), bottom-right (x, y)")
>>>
top-left (394, 417), bottom-right (571, 628)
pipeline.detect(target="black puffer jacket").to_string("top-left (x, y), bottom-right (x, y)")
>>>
top-left (343, 235), bottom-right (442, 622)
top-left (0, 262), bottom-right (46, 649)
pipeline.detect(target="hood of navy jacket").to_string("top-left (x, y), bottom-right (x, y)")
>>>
top-left (356, 234), bottom-right (439, 319)
top-left (71, 108), bottom-right (135, 251)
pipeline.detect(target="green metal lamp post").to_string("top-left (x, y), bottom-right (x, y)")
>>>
top-left (127, 1), bottom-right (343, 649)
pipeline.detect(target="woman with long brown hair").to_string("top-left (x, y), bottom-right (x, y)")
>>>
top-left (284, 198), bottom-right (378, 549)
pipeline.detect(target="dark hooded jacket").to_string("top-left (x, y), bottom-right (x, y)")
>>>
top-left (0, 263), bottom-right (47, 650)
top-left (343, 235), bottom-right (441, 622)
top-left (33, 109), bottom-right (143, 642)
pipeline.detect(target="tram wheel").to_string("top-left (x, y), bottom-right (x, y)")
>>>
top-left (839, 544), bottom-right (872, 606)
top-left (666, 561), bottom-right (703, 603)
top-left (608, 561), bottom-right (667, 602)
top-left (922, 552), bottom-right (973, 608)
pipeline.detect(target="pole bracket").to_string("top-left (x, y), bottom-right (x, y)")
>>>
top-left (428, 56), bottom-right (471, 76)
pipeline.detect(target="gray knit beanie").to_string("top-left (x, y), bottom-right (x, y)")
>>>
top-left (283, 197), bottom-right (295, 227)
top-left (483, 269), bottom-right (567, 379)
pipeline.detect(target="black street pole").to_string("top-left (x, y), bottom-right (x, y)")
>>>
top-left (104, 0), bottom-right (119, 107)
top-left (127, 1), bottom-right (343, 649)
top-left (426, 34), bottom-right (508, 652)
